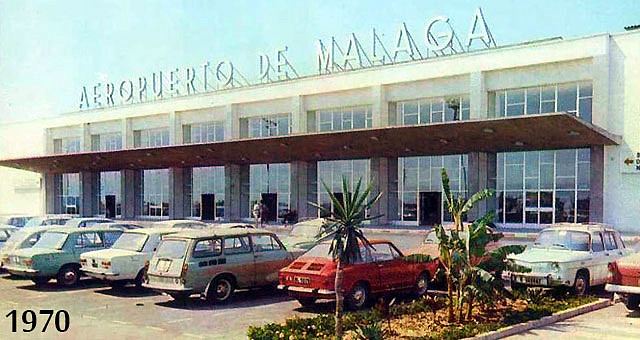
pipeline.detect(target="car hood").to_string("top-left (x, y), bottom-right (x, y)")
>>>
top-left (509, 247), bottom-right (590, 263)
top-left (81, 248), bottom-right (141, 260)
top-left (9, 247), bottom-right (65, 258)
top-left (282, 236), bottom-right (316, 249)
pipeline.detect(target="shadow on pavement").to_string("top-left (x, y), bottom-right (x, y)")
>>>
top-left (0, 273), bottom-right (29, 280)
top-left (16, 278), bottom-right (108, 292)
top-left (155, 286), bottom-right (293, 311)
top-left (94, 286), bottom-right (159, 298)
top-left (626, 309), bottom-right (640, 318)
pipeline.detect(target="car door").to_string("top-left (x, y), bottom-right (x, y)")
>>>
top-left (342, 245), bottom-right (381, 294)
top-left (589, 232), bottom-right (607, 285)
top-left (372, 243), bottom-right (408, 292)
top-left (251, 234), bottom-right (290, 285)
top-left (222, 236), bottom-right (254, 288)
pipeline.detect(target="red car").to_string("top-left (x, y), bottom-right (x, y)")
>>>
top-left (606, 252), bottom-right (640, 311)
top-left (277, 240), bottom-right (439, 309)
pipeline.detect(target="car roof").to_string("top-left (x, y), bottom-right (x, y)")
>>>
top-left (152, 219), bottom-right (207, 226)
top-left (0, 224), bottom-right (18, 231)
top-left (124, 227), bottom-right (188, 235)
top-left (546, 223), bottom-right (616, 233)
top-left (164, 228), bottom-right (277, 240)
top-left (42, 225), bottom-right (125, 234)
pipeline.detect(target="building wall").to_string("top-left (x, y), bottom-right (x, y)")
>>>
top-left (0, 31), bottom-right (639, 230)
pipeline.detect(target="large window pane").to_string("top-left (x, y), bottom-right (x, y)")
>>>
top-left (505, 191), bottom-right (523, 223)
top-left (555, 191), bottom-right (575, 223)
top-left (556, 150), bottom-right (576, 177)
top-left (577, 191), bottom-right (590, 223)
top-left (505, 165), bottom-right (523, 190)
top-left (557, 84), bottom-right (577, 114)
top-left (526, 88), bottom-right (540, 114)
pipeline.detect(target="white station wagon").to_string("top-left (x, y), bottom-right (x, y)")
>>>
top-left (504, 223), bottom-right (630, 294)
top-left (80, 228), bottom-right (185, 288)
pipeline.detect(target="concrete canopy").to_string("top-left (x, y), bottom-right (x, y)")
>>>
top-left (0, 113), bottom-right (620, 174)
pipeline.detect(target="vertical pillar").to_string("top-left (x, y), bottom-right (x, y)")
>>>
top-left (371, 85), bottom-right (389, 127)
top-left (589, 145), bottom-right (604, 223)
top-left (44, 173), bottom-right (61, 214)
top-left (169, 111), bottom-right (183, 144)
top-left (592, 49), bottom-right (610, 130)
top-left (225, 104), bottom-right (240, 140)
top-left (467, 152), bottom-right (497, 221)
top-left (121, 169), bottom-right (142, 219)
top-left (224, 164), bottom-right (249, 221)
top-left (369, 157), bottom-right (398, 225)
top-left (122, 118), bottom-right (134, 149)
top-left (290, 161), bottom-right (318, 219)
top-left (169, 167), bottom-right (191, 219)
top-left (291, 96), bottom-right (307, 134)
top-left (81, 123), bottom-right (91, 152)
top-left (79, 171), bottom-right (99, 217)
top-left (469, 71), bottom-right (488, 120)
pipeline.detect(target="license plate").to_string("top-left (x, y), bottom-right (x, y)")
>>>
top-left (294, 276), bottom-right (310, 284)
top-left (92, 262), bottom-right (98, 268)
top-left (156, 259), bottom-right (172, 272)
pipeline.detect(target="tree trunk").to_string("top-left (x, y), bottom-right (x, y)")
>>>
top-left (466, 292), bottom-right (475, 321)
top-left (446, 271), bottom-right (454, 323)
top-left (335, 259), bottom-right (344, 339)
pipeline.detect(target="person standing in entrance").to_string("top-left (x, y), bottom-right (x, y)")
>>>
top-left (253, 201), bottom-right (262, 228)
top-left (259, 201), bottom-right (268, 227)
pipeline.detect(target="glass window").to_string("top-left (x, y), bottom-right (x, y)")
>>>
top-left (223, 236), bottom-right (251, 254)
top-left (193, 239), bottom-right (222, 258)
top-left (591, 232), bottom-right (604, 252)
top-left (317, 107), bottom-right (371, 131)
top-left (143, 169), bottom-right (170, 217)
top-left (249, 114), bottom-right (291, 137)
top-left (252, 235), bottom-right (282, 252)
top-left (555, 191), bottom-right (575, 223)
top-left (576, 191), bottom-right (590, 223)
top-left (192, 166), bottom-right (225, 218)
top-left (77, 232), bottom-right (103, 248)
top-left (557, 83), bottom-right (577, 114)
top-left (526, 87), bottom-right (540, 115)
top-left (372, 243), bottom-right (399, 262)
top-left (504, 191), bottom-right (523, 223)
top-left (603, 231), bottom-right (617, 251)
top-left (103, 231), bottom-right (122, 247)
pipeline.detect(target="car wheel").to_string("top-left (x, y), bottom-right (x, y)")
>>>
top-left (31, 277), bottom-right (50, 286)
top-left (415, 272), bottom-right (430, 297)
top-left (346, 282), bottom-right (369, 310)
top-left (134, 269), bottom-right (146, 289)
top-left (57, 266), bottom-right (80, 287)
top-left (296, 298), bottom-right (316, 307)
top-left (206, 277), bottom-right (235, 303)
top-left (624, 295), bottom-right (640, 311)
top-left (573, 271), bottom-right (589, 295)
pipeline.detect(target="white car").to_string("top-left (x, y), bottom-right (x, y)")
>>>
top-left (0, 226), bottom-right (50, 269)
top-left (80, 228), bottom-right (185, 288)
top-left (151, 219), bottom-right (208, 229)
top-left (0, 225), bottom-right (18, 251)
top-left (504, 223), bottom-right (630, 294)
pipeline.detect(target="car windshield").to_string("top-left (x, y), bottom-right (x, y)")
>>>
top-left (112, 233), bottom-right (148, 252)
top-left (533, 230), bottom-right (590, 251)
top-left (290, 224), bottom-right (320, 237)
top-left (302, 243), bottom-right (333, 259)
top-left (155, 239), bottom-right (187, 259)
top-left (24, 217), bottom-right (44, 228)
top-left (3, 229), bottom-right (30, 247)
top-left (33, 232), bottom-right (68, 249)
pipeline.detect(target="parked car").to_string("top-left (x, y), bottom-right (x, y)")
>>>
top-left (503, 223), bottom-right (630, 294)
top-left (211, 223), bottom-right (255, 229)
top-left (81, 228), bottom-right (184, 288)
top-left (98, 222), bottom-right (143, 230)
top-left (2, 225), bottom-right (125, 286)
top-left (0, 225), bottom-right (18, 250)
top-left (0, 226), bottom-right (52, 270)
top-left (605, 252), bottom-right (640, 311)
top-left (151, 219), bottom-right (208, 229)
top-left (278, 240), bottom-right (439, 309)
top-left (280, 218), bottom-right (328, 251)
top-left (143, 229), bottom-right (296, 303)
top-left (24, 215), bottom-right (74, 228)
top-left (63, 217), bottom-right (113, 228)
top-left (0, 215), bottom-right (34, 228)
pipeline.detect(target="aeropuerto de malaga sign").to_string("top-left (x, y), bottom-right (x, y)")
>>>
top-left (78, 7), bottom-right (496, 110)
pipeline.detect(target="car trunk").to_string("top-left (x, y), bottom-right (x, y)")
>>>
top-left (616, 254), bottom-right (640, 286)
top-left (280, 257), bottom-right (335, 290)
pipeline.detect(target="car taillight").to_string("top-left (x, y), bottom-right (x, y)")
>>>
top-left (79, 259), bottom-right (87, 265)
top-left (607, 262), bottom-right (620, 284)
top-left (101, 261), bottom-right (111, 268)
top-left (180, 263), bottom-right (188, 278)
top-left (23, 259), bottom-right (33, 266)
top-left (1, 256), bottom-right (9, 263)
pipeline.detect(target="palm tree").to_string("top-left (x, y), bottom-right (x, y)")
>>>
top-left (310, 177), bottom-right (382, 339)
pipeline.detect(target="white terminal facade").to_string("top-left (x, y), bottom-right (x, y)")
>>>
top-left (0, 30), bottom-right (639, 231)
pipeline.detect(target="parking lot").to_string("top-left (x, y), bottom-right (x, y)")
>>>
top-left (0, 230), bottom-right (428, 339)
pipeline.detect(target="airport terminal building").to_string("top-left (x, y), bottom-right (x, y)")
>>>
top-left (1, 28), bottom-right (639, 231)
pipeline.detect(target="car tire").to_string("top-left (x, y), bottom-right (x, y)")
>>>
top-left (31, 277), bottom-right (50, 286)
top-left (573, 271), bottom-right (589, 295)
top-left (624, 294), bottom-right (640, 311)
top-left (296, 298), bottom-right (316, 307)
top-left (57, 265), bottom-right (80, 287)
top-left (346, 282), bottom-right (369, 310)
top-left (134, 269), bottom-right (146, 289)
top-left (206, 276), bottom-right (235, 304)
top-left (415, 271), bottom-right (430, 297)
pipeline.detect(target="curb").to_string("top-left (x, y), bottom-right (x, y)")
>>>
top-left (464, 298), bottom-right (612, 340)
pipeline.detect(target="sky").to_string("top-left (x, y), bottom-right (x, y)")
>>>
top-left (0, 0), bottom-right (638, 123)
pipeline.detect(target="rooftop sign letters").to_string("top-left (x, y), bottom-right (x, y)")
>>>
top-left (78, 7), bottom-right (495, 110)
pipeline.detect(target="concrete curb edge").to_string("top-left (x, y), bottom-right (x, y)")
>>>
top-left (464, 298), bottom-right (612, 340)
